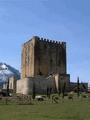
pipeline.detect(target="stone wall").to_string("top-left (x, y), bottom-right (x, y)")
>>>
top-left (17, 76), bottom-right (55, 95)
top-left (17, 74), bottom-right (70, 95)
top-left (54, 74), bottom-right (70, 92)
top-left (21, 38), bottom-right (36, 78)
top-left (34, 37), bottom-right (66, 76)
top-left (9, 76), bottom-right (17, 93)
top-left (17, 78), bottom-right (30, 94)
top-left (21, 36), bottom-right (67, 78)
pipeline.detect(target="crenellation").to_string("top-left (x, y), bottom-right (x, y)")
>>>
top-left (56, 41), bottom-right (58, 44)
top-left (61, 42), bottom-right (66, 48)
top-left (46, 39), bottom-right (49, 42)
top-left (60, 41), bottom-right (65, 45)
top-left (41, 37), bottom-right (43, 41)
top-left (50, 40), bottom-right (52, 43)
top-left (32, 36), bottom-right (40, 40)
top-left (44, 38), bottom-right (46, 42)
top-left (59, 41), bottom-right (61, 44)
top-left (23, 37), bottom-right (67, 47)
top-left (57, 41), bottom-right (59, 45)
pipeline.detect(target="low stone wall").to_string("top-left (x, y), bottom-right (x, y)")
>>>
top-left (16, 76), bottom-right (55, 95)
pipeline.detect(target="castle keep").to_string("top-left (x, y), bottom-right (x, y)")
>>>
top-left (22, 36), bottom-right (67, 78)
top-left (17, 36), bottom-right (70, 94)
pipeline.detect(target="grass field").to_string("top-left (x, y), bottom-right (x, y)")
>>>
top-left (0, 99), bottom-right (90, 120)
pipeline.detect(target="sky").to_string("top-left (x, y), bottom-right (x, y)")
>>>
top-left (0, 0), bottom-right (90, 83)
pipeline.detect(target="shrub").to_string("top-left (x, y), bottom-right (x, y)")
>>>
top-left (81, 93), bottom-right (88, 98)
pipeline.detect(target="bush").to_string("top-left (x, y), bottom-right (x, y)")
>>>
top-left (81, 93), bottom-right (88, 98)
top-left (16, 94), bottom-right (32, 105)
top-left (51, 95), bottom-right (59, 103)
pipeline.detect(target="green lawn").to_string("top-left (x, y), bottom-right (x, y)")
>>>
top-left (0, 100), bottom-right (90, 120)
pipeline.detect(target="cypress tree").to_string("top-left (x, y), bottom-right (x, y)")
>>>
top-left (32, 80), bottom-right (35, 99)
top-left (77, 77), bottom-right (80, 98)
top-left (62, 82), bottom-right (66, 99)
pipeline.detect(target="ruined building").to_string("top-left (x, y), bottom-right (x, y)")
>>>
top-left (17, 36), bottom-right (70, 94)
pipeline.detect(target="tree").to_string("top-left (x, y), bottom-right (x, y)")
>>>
top-left (77, 77), bottom-right (80, 98)
top-left (32, 80), bottom-right (36, 99)
top-left (58, 79), bottom-right (61, 96)
top-left (6, 78), bottom-right (9, 96)
top-left (46, 87), bottom-right (51, 99)
top-left (62, 82), bottom-right (66, 99)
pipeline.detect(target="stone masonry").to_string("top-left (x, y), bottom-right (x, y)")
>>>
top-left (17, 36), bottom-right (70, 94)
top-left (21, 36), bottom-right (67, 78)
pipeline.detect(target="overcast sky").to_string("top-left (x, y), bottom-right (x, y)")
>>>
top-left (0, 0), bottom-right (90, 83)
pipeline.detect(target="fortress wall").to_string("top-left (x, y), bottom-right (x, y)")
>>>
top-left (21, 36), bottom-right (67, 78)
top-left (21, 38), bottom-right (36, 78)
top-left (34, 37), bottom-right (67, 76)
top-left (16, 76), bottom-right (55, 95)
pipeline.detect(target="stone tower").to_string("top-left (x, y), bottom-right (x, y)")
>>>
top-left (21, 36), bottom-right (67, 79)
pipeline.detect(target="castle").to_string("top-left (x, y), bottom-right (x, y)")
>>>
top-left (22, 36), bottom-right (67, 78)
top-left (16, 36), bottom-right (70, 94)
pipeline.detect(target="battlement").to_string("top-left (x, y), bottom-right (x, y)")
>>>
top-left (32, 36), bottom-right (66, 45)
top-left (23, 36), bottom-right (66, 47)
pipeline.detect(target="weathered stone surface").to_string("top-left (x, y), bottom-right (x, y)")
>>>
top-left (21, 36), bottom-right (67, 78)
top-left (18, 36), bottom-right (70, 95)
top-left (17, 76), bottom-right (55, 94)
top-left (17, 74), bottom-right (70, 95)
